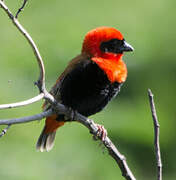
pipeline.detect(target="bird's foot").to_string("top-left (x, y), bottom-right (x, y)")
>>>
top-left (93, 124), bottom-right (107, 141)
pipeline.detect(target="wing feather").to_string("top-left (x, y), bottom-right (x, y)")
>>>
top-left (42, 54), bottom-right (89, 111)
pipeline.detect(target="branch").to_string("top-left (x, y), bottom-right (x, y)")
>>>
top-left (0, 0), bottom-right (46, 109)
top-left (148, 89), bottom-right (162, 180)
top-left (15, 0), bottom-right (28, 18)
top-left (0, 0), bottom-right (46, 93)
top-left (0, 109), bottom-right (53, 125)
top-left (0, 125), bottom-right (11, 137)
top-left (0, 93), bottom-right (44, 110)
top-left (74, 112), bottom-right (136, 180)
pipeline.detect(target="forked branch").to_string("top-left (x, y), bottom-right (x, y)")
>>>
top-left (16, 0), bottom-right (28, 18)
top-left (0, 1), bottom-right (136, 180)
top-left (0, 0), bottom-right (46, 93)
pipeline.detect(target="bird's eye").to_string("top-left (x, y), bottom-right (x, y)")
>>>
top-left (100, 38), bottom-right (124, 54)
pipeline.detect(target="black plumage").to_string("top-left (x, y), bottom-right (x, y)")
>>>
top-left (59, 59), bottom-right (122, 117)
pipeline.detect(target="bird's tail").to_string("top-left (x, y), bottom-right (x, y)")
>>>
top-left (36, 114), bottom-right (65, 152)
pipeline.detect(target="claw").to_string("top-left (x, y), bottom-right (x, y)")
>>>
top-left (95, 124), bottom-right (107, 141)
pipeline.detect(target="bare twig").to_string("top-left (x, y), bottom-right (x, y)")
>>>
top-left (0, 109), bottom-right (53, 125)
top-left (15, 0), bottom-right (28, 18)
top-left (0, 125), bottom-right (11, 137)
top-left (0, 0), bottom-right (46, 93)
top-left (0, 93), bottom-right (44, 110)
top-left (148, 89), bottom-right (162, 180)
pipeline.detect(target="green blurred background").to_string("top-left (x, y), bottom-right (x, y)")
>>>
top-left (0, 0), bottom-right (176, 179)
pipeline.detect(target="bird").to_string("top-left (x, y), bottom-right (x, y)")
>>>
top-left (36, 26), bottom-right (134, 152)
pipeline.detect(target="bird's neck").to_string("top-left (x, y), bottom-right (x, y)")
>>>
top-left (91, 55), bottom-right (127, 83)
top-left (101, 53), bottom-right (123, 61)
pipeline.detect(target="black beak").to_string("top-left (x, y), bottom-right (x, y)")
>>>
top-left (121, 41), bottom-right (134, 52)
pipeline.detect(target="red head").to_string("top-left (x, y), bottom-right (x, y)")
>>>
top-left (82, 27), bottom-right (133, 60)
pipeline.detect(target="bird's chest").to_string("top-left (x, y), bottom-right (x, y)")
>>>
top-left (92, 57), bottom-right (127, 83)
top-left (59, 60), bottom-right (122, 116)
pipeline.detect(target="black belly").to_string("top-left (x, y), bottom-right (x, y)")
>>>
top-left (59, 59), bottom-right (122, 117)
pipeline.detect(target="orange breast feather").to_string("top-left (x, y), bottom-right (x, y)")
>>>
top-left (92, 57), bottom-right (127, 83)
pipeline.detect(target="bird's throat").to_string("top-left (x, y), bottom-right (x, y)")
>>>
top-left (91, 57), bottom-right (127, 83)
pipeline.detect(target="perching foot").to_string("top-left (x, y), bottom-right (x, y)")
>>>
top-left (93, 124), bottom-right (107, 141)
